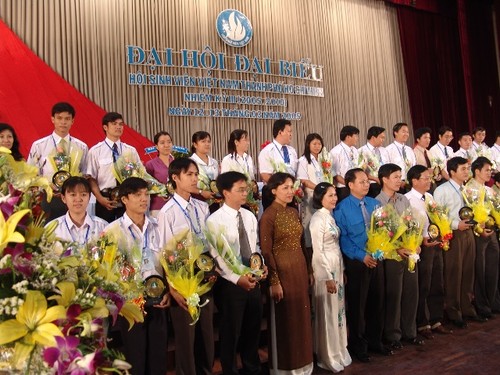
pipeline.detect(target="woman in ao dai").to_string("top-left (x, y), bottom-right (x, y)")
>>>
top-left (297, 134), bottom-right (329, 249)
top-left (310, 183), bottom-right (351, 373)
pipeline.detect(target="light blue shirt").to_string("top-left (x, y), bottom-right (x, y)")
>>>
top-left (433, 179), bottom-right (465, 230)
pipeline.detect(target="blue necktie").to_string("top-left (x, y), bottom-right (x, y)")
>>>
top-left (112, 143), bottom-right (119, 162)
top-left (360, 201), bottom-right (370, 228)
top-left (282, 146), bottom-right (290, 164)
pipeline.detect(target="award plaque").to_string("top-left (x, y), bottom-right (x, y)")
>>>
top-left (432, 165), bottom-right (441, 178)
top-left (195, 253), bottom-right (217, 281)
top-left (109, 186), bottom-right (121, 203)
top-left (52, 170), bottom-right (71, 190)
top-left (144, 275), bottom-right (167, 307)
top-left (249, 252), bottom-right (265, 280)
top-left (427, 224), bottom-right (440, 241)
top-left (459, 206), bottom-right (477, 224)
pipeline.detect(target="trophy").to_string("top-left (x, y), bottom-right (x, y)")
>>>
top-left (459, 207), bottom-right (477, 225)
top-left (427, 224), bottom-right (440, 241)
top-left (144, 275), bottom-right (168, 307)
top-left (249, 252), bottom-right (265, 280)
top-left (52, 170), bottom-right (71, 190)
top-left (484, 215), bottom-right (496, 232)
top-left (109, 186), bottom-right (121, 203)
top-left (195, 253), bottom-right (217, 282)
top-left (209, 180), bottom-right (222, 198)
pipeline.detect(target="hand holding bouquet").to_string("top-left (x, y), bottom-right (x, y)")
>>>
top-left (426, 197), bottom-right (453, 250)
top-left (462, 184), bottom-right (490, 236)
top-left (399, 208), bottom-right (425, 272)
top-left (366, 205), bottom-right (407, 260)
top-left (318, 147), bottom-right (334, 184)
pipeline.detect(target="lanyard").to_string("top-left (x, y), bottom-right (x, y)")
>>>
top-left (341, 144), bottom-right (354, 168)
top-left (395, 143), bottom-right (407, 161)
top-left (449, 181), bottom-right (464, 203)
top-left (437, 143), bottom-right (448, 158)
top-left (64, 218), bottom-right (90, 244)
top-left (272, 141), bottom-right (288, 163)
top-left (172, 197), bottom-right (202, 235)
top-left (127, 223), bottom-right (149, 249)
top-left (233, 153), bottom-right (250, 174)
top-left (105, 140), bottom-right (122, 157)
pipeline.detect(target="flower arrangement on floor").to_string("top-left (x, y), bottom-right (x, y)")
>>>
top-left (0, 149), bottom-right (143, 374)
top-left (366, 204), bottom-right (407, 260)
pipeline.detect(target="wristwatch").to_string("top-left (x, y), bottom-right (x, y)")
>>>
top-left (199, 189), bottom-right (202, 195)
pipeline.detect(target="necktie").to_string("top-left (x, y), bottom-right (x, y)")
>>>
top-left (424, 150), bottom-right (431, 168)
top-left (187, 203), bottom-right (200, 234)
top-left (58, 138), bottom-right (68, 154)
top-left (374, 147), bottom-right (382, 163)
top-left (421, 194), bottom-right (426, 202)
top-left (402, 145), bottom-right (408, 162)
top-left (360, 201), bottom-right (370, 228)
top-left (444, 147), bottom-right (449, 158)
top-left (282, 146), bottom-right (290, 164)
top-left (237, 211), bottom-right (252, 266)
top-left (112, 143), bottom-right (119, 162)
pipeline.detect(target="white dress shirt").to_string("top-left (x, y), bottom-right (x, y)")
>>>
top-left (405, 188), bottom-right (433, 238)
top-left (330, 142), bottom-right (359, 187)
top-left (206, 204), bottom-right (259, 284)
top-left (27, 132), bottom-right (88, 179)
top-left (429, 142), bottom-right (454, 173)
top-left (490, 143), bottom-right (500, 170)
top-left (385, 141), bottom-right (416, 180)
top-left (190, 153), bottom-right (219, 182)
top-left (157, 193), bottom-right (210, 249)
top-left (258, 140), bottom-right (298, 177)
top-left (433, 179), bottom-right (465, 230)
top-left (86, 138), bottom-right (141, 190)
top-left (47, 212), bottom-right (108, 245)
top-left (453, 148), bottom-right (477, 161)
top-left (296, 155), bottom-right (324, 183)
top-left (220, 153), bottom-right (256, 179)
top-left (358, 143), bottom-right (388, 182)
top-left (105, 213), bottom-right (162, 279)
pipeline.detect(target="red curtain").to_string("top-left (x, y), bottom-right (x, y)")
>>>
top-left (0, 20), bottom-right (154, 161)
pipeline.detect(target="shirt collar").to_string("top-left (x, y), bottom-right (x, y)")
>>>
top-left (273, 139), bottom-right (284, 149)
top-left (105, 138), bottom-right (121, 147)
top-left (122, 212), bottom-right (151, 234)
top-left (394, 140), bottom-right (406, 148)
top-left (64, 212), bottom-right (91, 230)
top-left (222, 203), bottom-right (240, 217)
top-left (414, 145), bottom-right (427, 152)
top-left (173, 193), bottom-right (190, 209)
top-left (52, 132), bottom-right (70, 143)
top-left (408, 188), bottom-right (426, 199)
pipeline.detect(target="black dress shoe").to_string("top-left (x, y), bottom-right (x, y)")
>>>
top-left (390, 340), bottom-right (404, 350)
top-left (465, 315), bottom-right (488, 323)
top-left (451, 320), bottom-right (468, 328)
top-left (355, 351), bottom-right (371, 363)
top-left (369, 344), bottom-right (394, 356)
top-left (403, 336), bottom-right (425, 346)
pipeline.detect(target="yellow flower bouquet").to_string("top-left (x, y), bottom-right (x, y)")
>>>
top-left (426, 197), bottom-right (453, 250)
top-left (399, 208), bottom-right (424, 272)
top-left (366, 205), bottom-right (407, 261)
top-left (462, 185), bottom-right (490, 236)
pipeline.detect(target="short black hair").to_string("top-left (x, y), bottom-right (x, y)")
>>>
top-left (414, 127), bottom-right (431, 140)
top-left (472, 127), bottom-right (486, 135)
top-left (119, 177), bottom-right (148, 198)
top-left (471, 156), bottom-right (492, 177)
top-left (494, 171), bottom-right (500, 184)
top-left (272, 119), bottom-right (291, 138)
top-left (345, 168), bottom-right (366, 187)
top-left (378, 163), bottom-right (402, 187)
top-left (407, 165), bottom-right (428, 188)
top-left (438, 126), bottom-right (453, 137)
top-left (447, 156), bottom-right (468, 175)
top-left (264, 172), bottom-right (295, 204)
top-left (153, 131), bottom-right (172, 145)
top-left (168, 157), bottom-right (199, 189)
top-left (312, 182), bottom-right (334, 210)
top-left (61, 176), bottom-right (91, 195)
top-left (392, 122), bottom-right (408, 138)
top-left (457, 132), bottom-right (471, 142)
top-left (216, 171), bottom-right (248, 194)
top-left (102, 112), bottom-right (123, 126)
top-left (191, 131), bottom-right (211, 154)
top-left (52, 102), bottom-right (75, 117)
top-left (367, 126), bottom-right (385, 140)
top-left (340, 125), bottom-right (359, 141)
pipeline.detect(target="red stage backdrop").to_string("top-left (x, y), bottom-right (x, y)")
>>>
top-left (0, 20), bottom-right (154, 162)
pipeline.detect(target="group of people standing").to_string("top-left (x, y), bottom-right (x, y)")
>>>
top-left (2, 103), bottom-right (500, 374)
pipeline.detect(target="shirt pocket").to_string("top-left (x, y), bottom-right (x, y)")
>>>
top-left (99, 157), bottom-right (113, 167)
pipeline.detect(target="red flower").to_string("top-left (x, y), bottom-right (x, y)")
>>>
top-left (260, 140), bottom-right (271, 150)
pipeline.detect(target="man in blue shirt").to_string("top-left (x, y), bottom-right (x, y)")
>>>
top-left (334, 168), bottom-right (390, 362)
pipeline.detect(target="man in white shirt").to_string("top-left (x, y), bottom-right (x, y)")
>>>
top-left (359, 126), bottom-right (388, 197)
top-left (330, 125), bottom-right (360, 201)
top-left (472, 127), bottom-right (487, 151)
top-left (385, 122), bottom-right (416, 192)
top-left (157, 157), bottom-right (214, 375)
top-left (207, 171), bottom-right (267, 375)
top-left (28, 102), bottom-right (88, 221)
top-left (258, 119), bottom-right (298, 182)
top-left (453, 132), bottom-right (477, 163)
top-left (429, 126), bottom-right (454, 184)
top-left (405, 165), bottom-right (450, 338)
top-left (490, 131), bottom-right (500, 173)
top-left (433, 157), bottom-right (477, 328)
top-left (105, 177), bottom-right (168, 375)
top-left (87, 112), bottom-right (141, 222)
top-left (46, 176), bottom-right (107, 246)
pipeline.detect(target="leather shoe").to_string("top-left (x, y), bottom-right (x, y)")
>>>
top-left (419, 329), bottom-right (434, 339)
top-left (390, 340), bottom-right (404, 350)
top-left (369, 344), bottom-right (394, 356)
top-left (451, 320), bottom-right (468, 328)
top-left (432, 325), bottom-right (453, 334)
top-left (465, 315), bottom-right (488, 323)
top-left (355, 351), bottom-right (371, 363)
top-left (403, 336), bottom-right (425, 346)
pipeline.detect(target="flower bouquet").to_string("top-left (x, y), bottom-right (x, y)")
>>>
top-left (358, 150), bottom-right (380, 179)
top-left (160, 230), bottom-right (213, 325)
top-left (196, 166), bottom-right (222, 206)
top-left (318, 147), bottom-right (334, 184)
top-left (292, 180), bottom-right (304, 204)
top-left (399, 208), bottom-right (424, 272)
top-left (426, 197), bottom-right (453, 250)
top-left (476, 146), bottom-right (497, 171)
top-left (0, 153), bottom-right (142, 373)
top-left (205, 225), bottom-right (264, 279)
top-left (260, 140), bottom-right (271, 150)
top-left (462, 184), bottom-right (490, 236)
top-left (113, 152), bottom-right (169, 198)
top-left (487, 192), bottom-right (500, 227)
top-left (48, 144), bottom-right (84, 190)
top-left (366, 205), bottom-right (407, 261)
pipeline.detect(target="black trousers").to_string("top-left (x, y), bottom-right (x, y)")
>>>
top-left (95, 200), bottom-right (125, 223)
top-left (417, 244), bottom-right (444, 328)
top-left (108, 308), bottom-right (168, 375)
top-left (170, 293), bottom-right (214, 375)
top-left (344, 257), bottom-right (385, 355)
top-left (474, 234), bottom-right (500, 316)
top-left (214, 278), bottom-right (263, 375)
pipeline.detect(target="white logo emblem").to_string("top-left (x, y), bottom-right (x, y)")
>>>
top-left (216, 9), bottom-right (253, 47)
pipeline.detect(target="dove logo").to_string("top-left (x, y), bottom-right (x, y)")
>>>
top-left (216, 9), bottom-right (253, 48)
